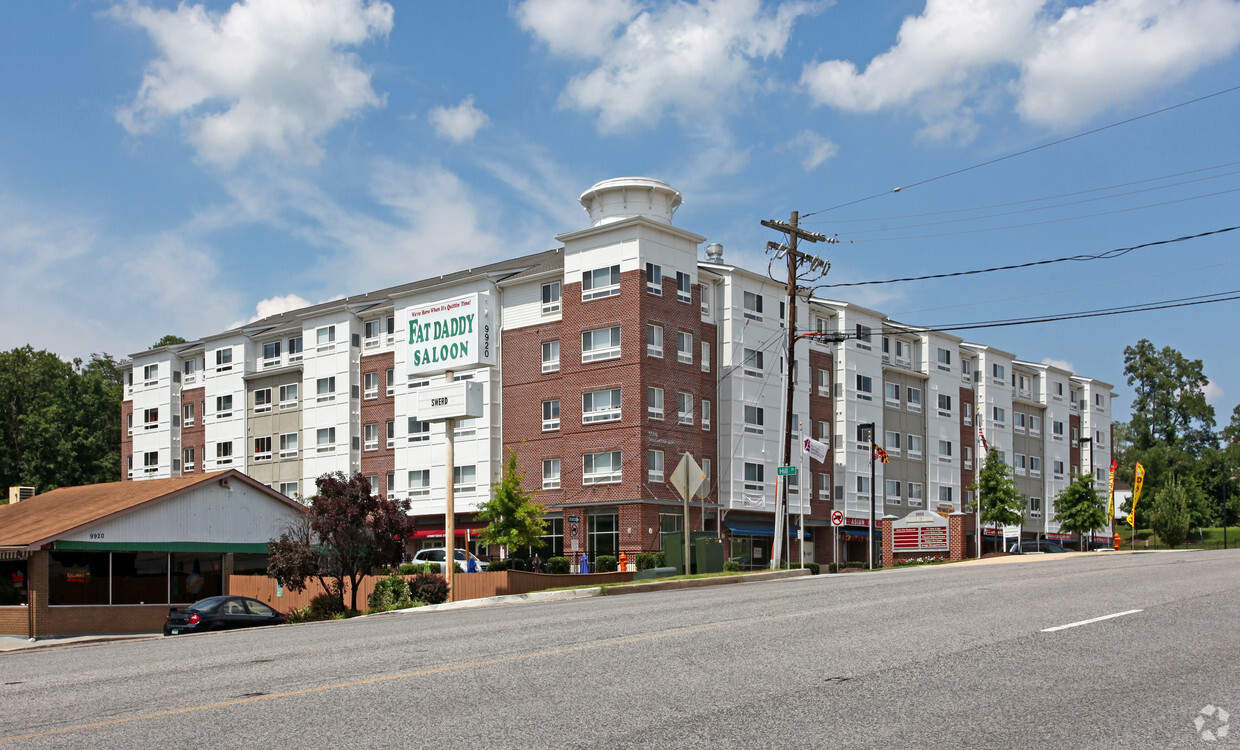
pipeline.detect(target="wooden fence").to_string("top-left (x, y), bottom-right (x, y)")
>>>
top-left (228, 569), bottom-right (635, 613)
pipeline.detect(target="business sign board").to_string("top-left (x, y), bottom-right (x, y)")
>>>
top-left (892, 510), bottom-right (950, 552)
top-left (406, 293), bottom-right (495, 376)
top-left (415, 381), bottom-right (483, 422)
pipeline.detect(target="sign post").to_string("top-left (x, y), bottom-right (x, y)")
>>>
top-left (670, 453), bottom-right (705, 575)
top-left (831, 509), bottom-right (843, 570)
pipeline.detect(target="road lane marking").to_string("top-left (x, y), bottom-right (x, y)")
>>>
top-left (1041, 609), bottom-right (1143, 632)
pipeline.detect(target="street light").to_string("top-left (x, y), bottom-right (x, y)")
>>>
top-left (860, 421), bottom-right (876, 569)
top-left (1079, 436), bottom-right (1092, 551)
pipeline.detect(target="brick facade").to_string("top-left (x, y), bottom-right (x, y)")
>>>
top-left (360, 352), bottom-right (396, 494)
top-left (181, 386), bottom-right (206, 474)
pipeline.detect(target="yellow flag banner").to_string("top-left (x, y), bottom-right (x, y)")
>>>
top-left (1126, 462), bottom-right (1145, 527)
top-left (1107, 458), bottom-right (1117, 521)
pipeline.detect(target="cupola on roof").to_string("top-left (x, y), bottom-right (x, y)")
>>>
top-left (578, 177), bottom-right (682, 227)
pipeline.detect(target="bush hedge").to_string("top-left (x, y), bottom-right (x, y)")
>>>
top-left (408, 573), bottom-right (449, 605)
top-left (595, 555), bottom-right (618, 572)
top-left (723, 560), bottom-right (741, 573)
top-left (545, 556), bottom-right (571, 574)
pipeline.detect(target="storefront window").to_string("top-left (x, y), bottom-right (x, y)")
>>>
top-left (48, 552), bottom-right (110, 605)
top-left (231, 553), bottom-right (271, 576)
top-left (0, 560), bottom-right (28, 606)
top-left (658, 513), bottom-right (682, 551)
top-left (111, 552), bottom-right (169, 605)
top-left (532, 517), bottom-right (563, 558)
top-left (587, 513), bottom-right (619, 557)
top-left (170, 553), bottom-right (223, 602)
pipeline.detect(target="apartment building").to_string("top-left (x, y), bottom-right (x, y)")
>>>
top-left (122, 177), bottom-right (1114, 566)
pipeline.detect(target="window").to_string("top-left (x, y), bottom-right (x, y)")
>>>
top-left (541, 399), bottom-right (560, 431)
top-left (215, 349), bottom-right (233, 370)
top-left (991, 363), bottom-right (1005, 382)
top-left (542, 459), bottom-right (561, 490)
top-left (278, 482), bottom-right (299, 499)
top-left (1013, 412), bottom-right (1026, 433)
top-left (646, 262), bottom-right (662, 295)
top-left (885, 383), bottom-right (900, 406)
top-left (183, 447), bottom-right (195, 471)
top-left (676, 271), bottom-right (691, 303)
top-left (316, 326), bottom-right (335, 347)
top-left (386, 368), bottom-right (395, 396)
top-left (856, 476), bottom-right (870, 495)
top-left (817, 368), bottom-right (831, 397)
top-left (386, 420), bottom-right (395, 448)
top-left (582, 326), bottom-right (621, 362)
top-left (743, 291), bottom-right (763, 321)
top-left (363, 319), bottom-right (381, 345)
top-left (855, 324), bottom-right (871, 342)
top-left (1029, 415), bottom-right (1041, 435)
top-left (702, 400), bottom-right (711, 430)
top-left (908, 434), bottom-right (923, 459)
top-left (648, 387), bottom-right (664, 419)
top-left (288, 336), bottom-right (303, 361)
top-left (541, 340), bottom-right (560, 373)
top-left (453, 417), bottom-right (477, 439)
top-left (588, 513), bottom-right (619, 558)
top-left (142, 364), bottom-right (159, 383)
top-left (453, 465), bottom-right (477, 494)
top-left (885, 431), bottom-right (901, 454)
top-left (701, 341), bottom-right (711, 372)
top-left (818, 473), bottom-right (832, 500)
top-left (582, 264), bottom-right (620, 300)
top-left (183, 359), bottom-right (199, 376)
top-left (744, 406), bottom-right (765, 434)
top-left (279, 383), bottom-right (298, 407)
top-left (744, 462), bottom-right (765, 492)
top-left (408, 470), bottom-right (430, 497)
top-left (938, 439), bottom-right (953, 458)
top-left (857, 424), bottom-right (875, 443)
top-left (316, 427), bottom-right (335, 452)
top-left (908, 482), bottom-right (924, 505)
top-left (144, 407), bottom-right (159, 428)
top-left (817, 421), bottom-right (830, 443)
top-left (1053, 420), bottom-right (1065, 437)
top-left (677, 331), bottom-right (692, 364)
top-left (962, 402), bottom-right (973, 426)
top-left (216, 441), bottom-right (233, 463)
top-left (583, 450), bottom-right (622, 485)
top-left (938, 394), bottom-right (952, 412)
top-left (317, 377), bottom-right (336, 402)
top-left (1014, 454), bottom-right (1027, 475)
top-left (582, 388), bottom-right (621, 423)
top-left (1029, 497), bottom-right (1043, 517)
top-left (646, 324), bottom-right (663, 357)
top-left (541, 281), bottom-right (561, 314)
top-left (936, 347), bottom-right (952, 368)
top-left (939, 486), bottom-right (954, 504)
top-left (364, 372), bottom-right (379, 399)
top-left (279, 432), bottom-right (298, 457)
top-left (678, 392), bottom-right (694, 425)
top-left (964, 445), bottom-right (974, 468)
top-left (856, 374), bottom-right (873, 399)
top-left (907, 387), bottom-right (922, 412)
top-left (364, 423), bottom-right (379, 450)
top-left (648, 449), bottom-right (665, 482)
top-left (254, 436), bottom-right (272, 460)
top-left (254, 388), bottom-right (272, 413)
top-left (215, 395), bottom-right (233, 417)
top-left (1030, 456), bottom-right (1042, 476)
top-left (144, 451), bottom-right (159, 468)
top-left (886, 480), bottom-right (902, 502)
top-left (743, 348), bottom-right (763, 377)
top-left (992, 406), bottom-right (1006, 425)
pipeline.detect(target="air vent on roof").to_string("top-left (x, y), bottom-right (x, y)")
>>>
top-left (8, 486), bottom-right (35, 504)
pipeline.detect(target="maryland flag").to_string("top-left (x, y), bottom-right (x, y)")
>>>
top-left (1107, 458), bottom-right (1117, 521)
top-left (978, 425), bottom-right (989, 454)
top-left (871, 441), bottom-right (890, 464)
top-left (1126, 462), bottom-right (1145, 527)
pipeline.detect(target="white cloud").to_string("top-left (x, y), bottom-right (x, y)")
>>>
top-left (112, 0), bottom-right (394, 169)
top-left (519, 0), bottom-right (817, 133)
top-left (229, 293), bottom-right (315, 329)
top-left (1041, 357), bottom-right (1077, 373)
top-left (801, 0), bottom-right (1240, 139)
top-left (1204, 379), bottom-right (1225, 403)
top-left (429, 97), bottom-right (490, 143)
top-left (783, 130), bottom-right (838, 171)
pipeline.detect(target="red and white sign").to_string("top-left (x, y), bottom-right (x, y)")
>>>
top-left (892, 510), bottom-right (950, 552)
top-left (845, 517), bottom-right (870, 527)
top-left (831, 510), bottom-right (844, 527)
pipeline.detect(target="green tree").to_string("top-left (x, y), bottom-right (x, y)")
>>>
top-left (968, 447), bottom-right (1025, 539)
top-left (476, 448), bottom-right (547, 558)
top-left (150, 335), bottom-right (187, 349)
top-left (1150, 478), bottom-right (1192, 548)
top-left (1054, 474), bottom-right (1107, 551)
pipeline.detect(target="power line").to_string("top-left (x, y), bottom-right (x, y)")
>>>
top-left (800, 84), bottom-right (1240, 219)
top-left (822, 225), bottom-right (1239, 288)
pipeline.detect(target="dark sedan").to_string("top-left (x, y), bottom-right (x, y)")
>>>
top-left (164, 595), bottom-right (286, 636)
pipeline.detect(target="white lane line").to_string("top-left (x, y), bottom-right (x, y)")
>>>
top-left (1041, 609), bottom-right (1143, 632)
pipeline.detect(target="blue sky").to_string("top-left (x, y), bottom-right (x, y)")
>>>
top-left (2, 0), bottom-right (1239, 427)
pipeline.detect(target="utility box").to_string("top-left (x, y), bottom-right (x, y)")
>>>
top-left (664, 532), bottom-right (723, 574)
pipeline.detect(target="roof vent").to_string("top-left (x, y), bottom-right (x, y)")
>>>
top-left (8, 486), bottom-right (34, 504)
top-left (704, 242), bottom-right (724, 262)
top-left (578, 177), bottom-right (682, 227)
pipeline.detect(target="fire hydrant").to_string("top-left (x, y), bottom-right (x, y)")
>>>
top-left (618, 552), bottom-right (628, 572)
top-left (1113, 533), bottom-right (1121, 551)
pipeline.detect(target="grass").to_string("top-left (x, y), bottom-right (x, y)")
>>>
top-left (1116, 526), bottom-right (1239, 550)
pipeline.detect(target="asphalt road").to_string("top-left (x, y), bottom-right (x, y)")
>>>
top-left (1, 549), bottom-right (1237, 749)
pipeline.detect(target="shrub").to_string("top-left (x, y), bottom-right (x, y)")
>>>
top-left (595, 555), bottom-right (618, 572)
top-left (308, 592), bottom-right (347, 619)
top-left (506, 557), bottom-right (530, 572)
top-left (367, 574), bottom-right (413, 613)
top-left (286, 605), bottom-right (313, 624)
top-left (805, 562), bottom-right (820, 575)
top-left (827, 562), bottom-right (864, 574)
top-left (723, 560), bottom-right (742, 573)
top-left (485, 558), bottom-right (509, 572)
top-left (545, 556), bottom-right (571, 574)
top-left (408, 573), bottom-right (449, 605)
top-left (635, 552), bottom-right (657, 571)
top-left (653, 551), bottom-right (666, 568)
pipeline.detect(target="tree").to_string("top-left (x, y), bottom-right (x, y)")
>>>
top-left (968, 448), bottom-right (1025, 545)
top-left (476, 448), bottom-right (547, 558)
top-left (1054, 475), bottom-right (1107, 551)
top-left (150, 335), bottom-right (187, 349)
top-left (1123, 339), bottom-right (1216, 454)
top-left (1150, 478), bottom-right (1192, 548)
top-left (267, 472), bottom-right (412, 612)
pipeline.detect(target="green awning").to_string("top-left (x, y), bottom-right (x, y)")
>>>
top-left (53, 541), bottom-right (270, 553)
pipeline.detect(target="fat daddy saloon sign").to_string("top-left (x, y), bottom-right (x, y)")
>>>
top-left (406, 292), bottom-right (495, 376)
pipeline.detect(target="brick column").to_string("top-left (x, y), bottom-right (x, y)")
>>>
top-left (28, 549), bottom-right (49, 639)
top-left (880, 516), bottom-right (895, 569)
top-left (949, 512), bottom-right (966, 562)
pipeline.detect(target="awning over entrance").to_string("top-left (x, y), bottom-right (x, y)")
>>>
top-left (723, 521), bottom-right (807, 538)
top-left (411, 522), bottom-right (487, 539)
top-left (841, 528), bottom-right (882, 539)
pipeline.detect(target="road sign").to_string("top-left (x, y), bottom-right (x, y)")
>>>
top-left (776, 466), bottom-right (797, 476)
top-left (831, 510), bottom-right (844, 527)
top-left (670, 453), bottom-right (705, 501)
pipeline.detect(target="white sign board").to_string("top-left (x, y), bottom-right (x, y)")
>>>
top-left (406, 293), bottom-right (495, 376)
top-left (415, 381), bottom-right (484, 422)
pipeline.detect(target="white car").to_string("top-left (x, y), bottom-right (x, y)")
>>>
top-left (411, 548), bottom-right (487, 572)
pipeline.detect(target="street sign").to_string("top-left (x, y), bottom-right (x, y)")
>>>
top-left (670, 453), bottom-right (705, 501)
top-left (776, 466), bottom-right (797, 476)
top-left (831, 510), bottom-right (844, 527)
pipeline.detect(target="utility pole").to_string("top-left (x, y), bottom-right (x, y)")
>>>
top-left (761, 212), bottom-right (833, 569)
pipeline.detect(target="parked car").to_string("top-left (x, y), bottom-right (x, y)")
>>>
top-left (1008, 540), bottom-right (1071, 554)
top-left (411, 547), bottom-right (488, 572)
top-left (164, 595), bottom-right (286, 636)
